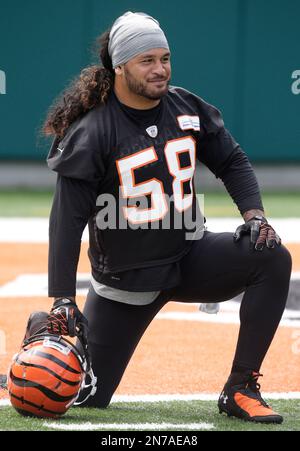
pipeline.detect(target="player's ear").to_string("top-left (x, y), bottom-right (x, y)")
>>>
top-left (115, 66), bottom-right (123, 75)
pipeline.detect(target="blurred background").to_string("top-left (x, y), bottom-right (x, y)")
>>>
top-left (0, 0), bottom-right (299, 211)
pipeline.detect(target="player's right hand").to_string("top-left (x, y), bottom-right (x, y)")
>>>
top-left (47, 298), bottom-right (88, 337)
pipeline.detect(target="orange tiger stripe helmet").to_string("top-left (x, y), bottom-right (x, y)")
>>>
top-left (7, 334), bottom-right (94, 418)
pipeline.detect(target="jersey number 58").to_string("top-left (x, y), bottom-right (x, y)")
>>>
top-left (116, 136), bottom-right (196, 224)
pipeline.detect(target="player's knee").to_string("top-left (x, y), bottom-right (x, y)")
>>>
top-left (269, 243), bottom-right (291, 264)
top-left (279, 243), bottom-right (292, 262)
top-left (275, 244), bottom-right (292, 273)
top-left (259, 243), bottom-right (292, 277)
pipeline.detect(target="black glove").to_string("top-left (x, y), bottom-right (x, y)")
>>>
top-left (233, 215), bottom-right (281, 251)
top-left (47, 298), bottom-right (88, 337)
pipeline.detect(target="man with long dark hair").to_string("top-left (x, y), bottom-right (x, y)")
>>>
top-left (43, 11), bottom-right (291, 423)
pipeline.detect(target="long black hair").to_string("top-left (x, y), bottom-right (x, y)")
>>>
top-left (43, 30), bottom-right (114, 138)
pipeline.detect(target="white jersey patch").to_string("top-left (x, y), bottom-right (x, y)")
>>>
top-left (177, 115), bottom-right (200, 131)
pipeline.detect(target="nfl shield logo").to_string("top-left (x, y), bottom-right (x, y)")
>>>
top-left (146, 125), bottom-right (158, 138)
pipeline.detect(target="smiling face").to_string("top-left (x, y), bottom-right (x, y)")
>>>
top-left (114, 48), bottom-right (171, 108)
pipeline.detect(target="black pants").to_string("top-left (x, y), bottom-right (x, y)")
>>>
top-left (82, 231), bottom-right (292, 408)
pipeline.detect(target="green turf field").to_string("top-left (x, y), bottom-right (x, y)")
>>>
top-left (0, 190), bottom-right (299, 217)
top-left (0, 399), bottom-right (299, 431)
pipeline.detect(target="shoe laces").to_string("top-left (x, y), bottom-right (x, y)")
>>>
top-left (247, 371), bottom-right (262, 391)
top-left (245, 372), bottom-right (269, 407)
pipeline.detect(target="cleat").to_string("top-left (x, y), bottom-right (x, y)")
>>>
top-left (218, 371), bottom-right (283, 424)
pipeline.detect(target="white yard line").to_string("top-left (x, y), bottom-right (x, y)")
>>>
top-left (0, 218), bottom-right (88, 243)
top-left (207, 218), bottom-right (300, 244)
top-left (0, 273), bottom-right (90, 297)
top-left (0, 218), bottom-right (300, 243)
top-left (0, 274), bottom-right (299, 327)
top-left (43, 421), bottom-right (215, 431)
top-left (0, 399), bottom-right (10, 406)
top-left (113, 392), bottom-right (300, 402)
top-left (156, 310), bottom-right (300, 328)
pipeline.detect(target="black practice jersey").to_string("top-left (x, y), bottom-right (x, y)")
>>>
top-left (47, 86), bottom-right (263, 296)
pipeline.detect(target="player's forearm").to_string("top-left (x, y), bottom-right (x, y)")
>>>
top-left (48, 223), bottom-right (81, 298)
top-left (48, 175), bottom-right (96, 298)
top-left (48, 196), bottom-right (82, 297)
top-left (219, 148), bottom-right (264, 216)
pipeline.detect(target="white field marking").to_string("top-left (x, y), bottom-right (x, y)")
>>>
top-left (2, 392), bottom-right (300, 408)
top-left (0, 218), bottom-right (300, 243)
top-left (1, 272), bottom-right (300, 299)
top-left (0, 273), bottom-right (90, 298)
top-left (43, 421), bottom-right (215, 431)
top-left (156, 309), bottom-right (300, 328)
top-left (0, 399), bottom-right (10, 407)
top-left (0, 218), bottom-right (89, 243)
top-left (111, 392), bottom-right (300, 402)
top-left (207, 218), bottom-right (300, 244)
top-left (0, 274), bottom-right (299, 328)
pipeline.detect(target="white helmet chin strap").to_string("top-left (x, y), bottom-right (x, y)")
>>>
top-left (73, 323), bottom-right (98, 406)
top-left (73, 367), bottom-right (98, 406)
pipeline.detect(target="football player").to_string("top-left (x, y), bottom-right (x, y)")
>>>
top-left (43, 12), bottom-right (291, 423)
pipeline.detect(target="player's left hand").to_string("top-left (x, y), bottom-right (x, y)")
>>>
top-left (233, 216), bottom-right (281, 251)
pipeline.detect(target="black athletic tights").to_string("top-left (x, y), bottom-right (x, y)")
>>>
top-left (81, 231), bottom-right (292, 407)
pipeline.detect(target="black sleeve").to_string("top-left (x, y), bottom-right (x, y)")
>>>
top-left (197, 127), bottom-right (238, 178)
top-left (218, 147), bottom-right (264, 215)
top-left (47, 112), bottom-right (106, 183)
top-left (48, 175), bottom-right (98, 297)
top-left (198, 127), bottom-right (263, 215)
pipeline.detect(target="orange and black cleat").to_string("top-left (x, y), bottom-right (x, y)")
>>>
top-left (218, 371), bottom-right (283, 424)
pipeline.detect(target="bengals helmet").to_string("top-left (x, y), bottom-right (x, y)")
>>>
top-left (7, 333), bottom-right (97, 418)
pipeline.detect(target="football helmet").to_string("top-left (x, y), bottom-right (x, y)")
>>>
top-left (7, 331), bottom-right (97, 418)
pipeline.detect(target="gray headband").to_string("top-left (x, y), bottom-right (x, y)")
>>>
top-left (108, 11), bottom-right (170, 69)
